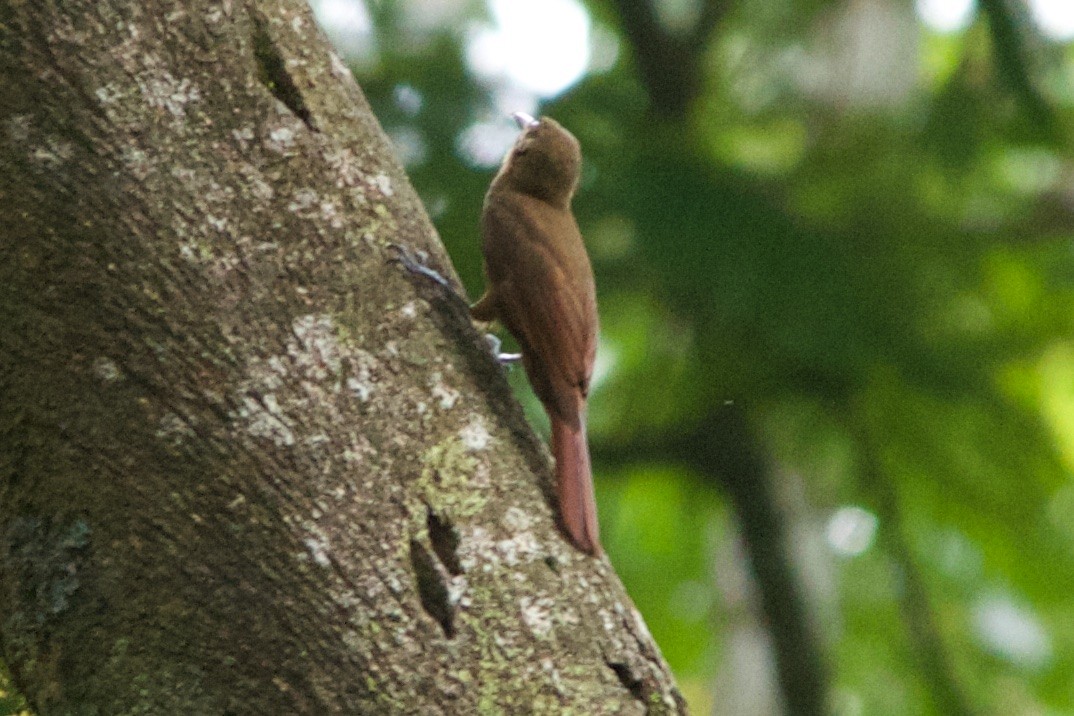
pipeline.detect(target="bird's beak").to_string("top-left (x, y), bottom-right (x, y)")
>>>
top-left (512, 112), bottom-right (539, 130)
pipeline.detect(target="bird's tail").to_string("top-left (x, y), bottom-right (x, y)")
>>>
top-left (551, 412), bottom-right (600, 555)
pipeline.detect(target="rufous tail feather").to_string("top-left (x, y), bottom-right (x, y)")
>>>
top-left (551, 413), bottom-right (600, 554)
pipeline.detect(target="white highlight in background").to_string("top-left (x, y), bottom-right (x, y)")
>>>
top-left (917, 0), bottom-right (1074, 40)
top-left (916, 0), bottom-right (975, 33)
top-left (1029, 0), bottom-right (1074, 40)
top-left (826, 506), bottom-right (879, 557)
top-left (973, 595), bottom-right (1052, 670)
top-left (310, 0), bottom-right (374, 59)
top-left (466, 0), bottom-right (591, 97)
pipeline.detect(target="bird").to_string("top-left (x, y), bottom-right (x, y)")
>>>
top-left (471, 112), bottom-right (600, 555)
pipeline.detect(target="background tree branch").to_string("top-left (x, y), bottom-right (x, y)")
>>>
top-left (977, 0), bottom-right (1057, 138)
top-left (593, 403), bottom-right (832, 716)
top-left (607, 0), bottom-right (729, 118)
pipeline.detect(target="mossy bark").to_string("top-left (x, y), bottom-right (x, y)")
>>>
top-left (0, 1), bottom-right (685, 713)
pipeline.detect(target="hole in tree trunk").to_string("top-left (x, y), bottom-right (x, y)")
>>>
top-left (409, 538), bottom-right (455, 638)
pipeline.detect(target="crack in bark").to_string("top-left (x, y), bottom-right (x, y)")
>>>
top-left (425, 509), bottom-right (462, 577)
top-left (606, 660), bottom-right (645, 704)
top-left (250, 10), bottom-right (316, 130)
top-left (408, 510), bottom-right (465, 638)
top-left (605, 606), bottom-right (690, 713)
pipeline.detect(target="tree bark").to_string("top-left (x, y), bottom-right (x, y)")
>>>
top-left (0, 1), bottom-right (685, 713)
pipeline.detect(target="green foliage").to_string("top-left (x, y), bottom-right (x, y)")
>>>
top-left (0, 661), bottom-right (27, 716)
top-left (351, 0), bottom-right (1074, 712)
top-left (601, 466), bottom-right (724, 675)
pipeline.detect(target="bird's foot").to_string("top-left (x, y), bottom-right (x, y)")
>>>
top-left (390, 244), bottom-right (519, 365)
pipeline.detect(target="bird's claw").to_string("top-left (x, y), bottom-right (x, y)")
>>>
top-left (484, 334), bottom-right (522, 365)
top-left (388, 243), bottom-right (452, 289)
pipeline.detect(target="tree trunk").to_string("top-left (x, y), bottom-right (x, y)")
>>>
top-left (0, 1), bottom-right (684, 713)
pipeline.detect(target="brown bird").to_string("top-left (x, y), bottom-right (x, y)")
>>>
top-left (471, 112), bottom-right (600, 555)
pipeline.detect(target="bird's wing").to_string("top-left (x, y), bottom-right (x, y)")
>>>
top-left (482, 196), bottom-right (596, 421)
